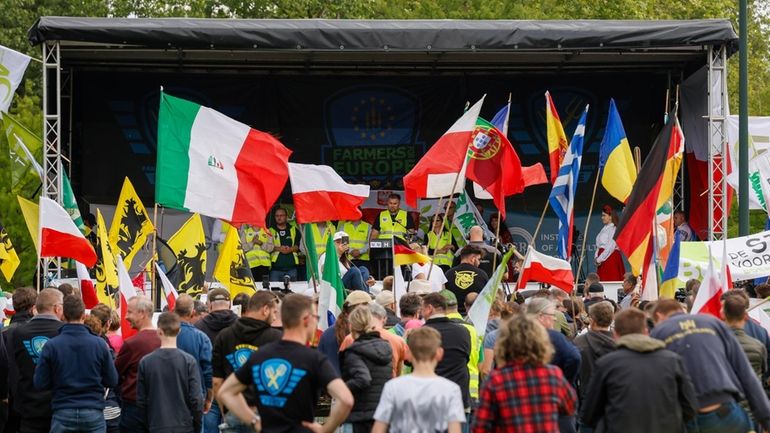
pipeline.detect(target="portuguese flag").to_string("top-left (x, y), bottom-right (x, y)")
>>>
top-left (156, 92), bottom-right (292, 228)
top-left (393, 236), bottom-right (431, 265)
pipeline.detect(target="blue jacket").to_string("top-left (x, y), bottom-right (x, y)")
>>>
top-left (548, 328), bottom-right (581, 385)
top-left (318, 326), bottom-right (341, 374)
top-left (33, 323), bottom-right (118, 411)
top-left (176, 321), bottom-right (212, 397)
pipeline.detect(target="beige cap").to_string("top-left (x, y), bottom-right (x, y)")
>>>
top-left (344, 290), bottom-right (372, 307)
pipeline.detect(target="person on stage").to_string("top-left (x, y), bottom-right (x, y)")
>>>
top-left (370, 193), bottom-right (415, 241)
top-left (320, 231), bottom-right (375, 293)
top-left (594, 205), bottom-right (625, 281)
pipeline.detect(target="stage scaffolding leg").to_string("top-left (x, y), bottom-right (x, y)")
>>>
top-left (707, 45), bottom-right (729, 241)
top-left (43, 41), bottom-right (63, 281)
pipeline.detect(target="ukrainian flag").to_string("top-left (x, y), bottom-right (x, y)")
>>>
top-left (599, 99), bottom-right (637, 203)
top-left (660, 231), bottom-right (682, 299)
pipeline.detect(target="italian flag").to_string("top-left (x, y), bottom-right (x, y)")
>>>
top-left (156, 92), bottom-right (292, 228)
top-left (403, 96), bottom-right (485, 207)
top-left (288, 163), bottom-right (370, 224)
top-left (317, 234), bottom-right (345, 331)
top-left (39, 197), bottom-right (97, 267)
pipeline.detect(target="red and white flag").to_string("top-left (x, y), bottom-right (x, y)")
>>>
top-left (39, 197), bottom-right (97, 266)
top-left (156, 263), bottom-right (179, 311)
top-left (517, 247), bottom-right (574, 293)
top-left (288, 163), bottom-right (370, 224)
top-left (117, 255), bottom-right (138, 339)
top-left (691, 255), bottom-right (731, 318)
top-left (403, 96), bottom-right (485, 207)
top-left (75, 261), bottom-right (99, 309)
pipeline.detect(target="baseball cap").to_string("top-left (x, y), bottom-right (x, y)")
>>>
top-left (375, 291), bottom-right (395, 307)
top-left (345, 290), bottom-right (371, 307)
top-left (439, 289), bottom-right (458, 306)
top-left (588, 282), bottom-right (605, 294)
top-left (409, 279), bottom-right (432, 296)
top-left (208, 288), bottom-right (231, 303)
top-left (333, 231), bottom-right (349, 243)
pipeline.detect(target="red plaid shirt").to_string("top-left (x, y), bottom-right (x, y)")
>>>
top-left (472, 361), bottom-right (577, 433)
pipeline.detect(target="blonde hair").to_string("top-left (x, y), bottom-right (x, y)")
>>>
top-left (495, 314), bottom-right (554, 366)
top-left (407, 326), bottom-right (442, 362)
top-left (348, 305), bottom-right (374, 339)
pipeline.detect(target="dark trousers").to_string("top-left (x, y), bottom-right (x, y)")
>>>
top-left (18, 417), bottom-right (50, 433)
top-left (119, 403), bottom-right (142, 433)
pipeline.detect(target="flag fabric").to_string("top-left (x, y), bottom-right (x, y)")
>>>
top-left (304, 224), bottom-right (320, 284)
top-left (109, 177), bottom-right (154, 270)
top-left (156, 263), bottom-right (179, 311)
top-left (318, 234), bottom-right (345, 331)
top-left (288, 163), bottom-right (370, 223)
top-left (75, 261), bottom-right (99, 309)
top-left (2, 112), bottom-right (42, 189)
top-left (156, 92), bottom-right (292, 228)
top-left (489, 104), bottom-right (548, 191)
top-left (393, 264), bottom-right (407, 317)
top-left (214, 223), bottom-right (256, 297)
top-left (0, 45), bottom-right (31, 113)
top-left (599, 99), bottom-right (637, 203)
top-left (0, 220), bottom-right (20, 282)
top-left (548, 105), bottom-right (588, 260)
top-left (39, 197), bottom-right (97, 266)
top-left (168, 213), bottom-right (207, 297)
top-left (14, 135), bottom-right (44, 183)
top-left (545, 91), bottom-right (569, 183)
top-left (94, 209), bottom-right (119, 307)
top-left (690, 254), bottom-right (726, 318)
top-left (467, 249), bottom-right (514, 338)
top-left (640, 237), bottom-right (659, 302)
top-left (517, 247), bottom-right (574, 293)
top-left (403, 97), bottom-right (485, 207)
top-left (660, 231), bottom-right (682, 299)
top-left (116, 255), bottom-right (138, 339)
top-left (61, 172), bottom-right (85, 233)
top-left (615, 116), bottom-right (685, 275)
top-left (17, 196), bottom-right (39, 251)
top-left (393, 236), bottom-right (431, 266)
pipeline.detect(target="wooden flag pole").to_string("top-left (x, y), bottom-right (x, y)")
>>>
top-left (492, 92), bottom-right (513, 271)
top-left (426, 161), bottom-right (468, 280)
top-left (574, 169), bottom-right (601, 287)
top-left (530, 200), bottom-right (551, 249)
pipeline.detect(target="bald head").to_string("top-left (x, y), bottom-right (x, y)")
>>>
top-left (469, 226), bottom-right (484, 242)
top-left (174, 294), bottom-right (195, 321)
top-left (36, 288), bottom-right (64, 319)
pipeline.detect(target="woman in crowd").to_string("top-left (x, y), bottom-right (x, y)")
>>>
top-left (594, 205), bottom-right (625, 281)
top-left (86, 304), bottom-right (122, 433)
top-left (340, 306), bottom-right (393, 433)
top-left (106, 308), bottom-right (123, 353)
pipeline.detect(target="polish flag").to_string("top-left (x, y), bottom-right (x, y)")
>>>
top-left (517, 247), bottom-right (574, 293)
top-left (691, 256), bottom-right (730, 318)
top-left (288, 163), bottom-right (370, 224)
top-left (75, 261), bottom-right (99, 309)
top-left (156, 263), bottom-right (179, 311)
top-left (39, 197), bottom-right (97, 267)
top-left (403, 96), bottom-right (485, 207)
top-left (117, 255), bottom-right (138, 339)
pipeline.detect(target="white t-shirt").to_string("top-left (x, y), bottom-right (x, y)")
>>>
top-left (411, 263), bottom-right (447, 293)
top-left (374, 375), bottom-right (465, 432)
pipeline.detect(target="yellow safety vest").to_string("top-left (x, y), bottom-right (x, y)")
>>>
top-left (243, 226), bottom-right (272, 268)
top-left (377, 210), bottom-right (408, 239)
top-left (310, 222), bottom-right (335, 256)
top-left (339, 221), bottom-right (371, 261)
top-left (448, 312), bottom-right (482, 401)
top-left (446, 220), bottom-right (467, 248)
top-left (427, 230), bottom-right (454, 267)
top-left (270, 225), bottom-right (299, 264)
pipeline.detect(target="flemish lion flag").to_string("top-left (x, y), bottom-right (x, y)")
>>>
top-left (17, 196), bottom-right (39, 251)
top-left (214, 223), bottom-right (256, 297)
top-left (0, 219), bottom-right (20, 282)
top-left (168, 213), bottom-right (207, 297)
top-left (109, 177), bottom-right (154, 270)
top-left (94, 210), bottom-right (119, 307)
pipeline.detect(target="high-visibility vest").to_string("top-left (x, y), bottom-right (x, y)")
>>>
top-left (270, 225), bottom-right (299, 264)
top-left (448, 313), bottom-right (482, 401)
top-left (243, 226), bottom-right (272, 268)
top-left (427, 230), bottom-right (453, 267)
top-left (377, 210), bottom-right (408, 239)
top-left (309, 222), bottom-right (335, 256)
top-left (446, 219), bottom-right (467, 248)
top-left (339, 221), bottom-right (371, 261)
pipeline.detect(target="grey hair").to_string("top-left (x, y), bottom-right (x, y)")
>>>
top-left (549, 288), bottom-right (569, 301)
top-left (526, 298), bottom-right (555, 316)
top-left (129, 295), bottom-right (154, 315)
top-left (368, 302), bottom-right (387, 319)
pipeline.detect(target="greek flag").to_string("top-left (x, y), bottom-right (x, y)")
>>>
top-left (548, 105), bottom-right (588, 260)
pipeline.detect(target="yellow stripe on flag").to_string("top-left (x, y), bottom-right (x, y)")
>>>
top-left (17, 196), bottom-right (39, 253)
top-left (601, 137), bottom-right (637, 203)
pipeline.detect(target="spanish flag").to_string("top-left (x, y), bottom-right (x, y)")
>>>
top-left (599, 99), bottom-right (637, 203)
top-left (393, 236), bottom-right (431, 266)
top-left (213, 223), bottom-right (256, 297)
top-left (109, 177), bottom-right (154, 270)
top-left (0, 220), bottom-right (20, 283)
top-left (615, 115), bottom-right (684, 275)
top-left (545, 91), bottom-right (568, 184)
top-left (168, 214), bottom-right (207, 297)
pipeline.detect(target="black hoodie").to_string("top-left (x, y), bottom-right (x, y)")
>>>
top-left (195, 309), bottom-right (238, 344)
top-left (340, 332), bottom-right (393, 422)
top-left (212, 317), bottom-right (282, 405)
top-left (574, 329), bottom-right (616, 401)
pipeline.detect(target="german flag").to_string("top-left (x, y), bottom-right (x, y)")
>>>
top-left (614, 115), bottom-right (684, 275)
top-left (393, 236), bottom-right (431, 266)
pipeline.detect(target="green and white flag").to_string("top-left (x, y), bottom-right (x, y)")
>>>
top-left (318, 234), bottom-right (345, 331)
top-left (62, 172), bottom-right (85, 233)
top-left (2, 112), bottom-right (42, 189)
top-left (0, 45), bottom-right (31, 113)
top-left (467, 248), bottom-right (514, 338)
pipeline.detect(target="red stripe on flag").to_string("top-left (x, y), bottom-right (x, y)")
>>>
top-left (40, 228), bottom-right (97, 267)
top-left (403, 130), bottom-right (473, 207)
top-left (119, 295), bottom-right (137, 340)
top-left (293, 190), bottom-right (366, 224)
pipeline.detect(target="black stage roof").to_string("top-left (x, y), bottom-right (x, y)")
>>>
top-left (28, 18), bottom-right (738, 74)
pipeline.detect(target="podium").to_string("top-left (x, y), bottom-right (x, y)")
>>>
top-left (369, 239), bottom-right (393, 280)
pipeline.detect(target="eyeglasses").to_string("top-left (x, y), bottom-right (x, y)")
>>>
top-left (540, 311), bottom-right (556, 317)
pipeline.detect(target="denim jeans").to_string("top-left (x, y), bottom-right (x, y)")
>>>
top-left (51, 408), bottom-right (105, 433)
top-left (685, 401), bottom-right (752, 433)
top-left (269, 268), bottom-right (297, 282)
top-left (202, 401), bottom-right (222, 433)
top-left (219, 411), bottom-right (256, 433)
top-left (119, 403), bottom-right (142, 433)
top-left (342, 266), bottom-right (370, 292)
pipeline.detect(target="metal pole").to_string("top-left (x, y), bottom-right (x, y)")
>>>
top-left (739, 0), bottom-right (750, 236)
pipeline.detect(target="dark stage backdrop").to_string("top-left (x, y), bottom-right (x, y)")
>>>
top-left (72, 71), bottom-right (667, 268)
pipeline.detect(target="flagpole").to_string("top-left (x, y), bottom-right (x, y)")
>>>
top-left (492, 93), bottom-right (513, 271)
top-left (150, 203), bottom-right (159, 310)
top-left (530, 200), bottom-right (551, 249)
top-left (574, 169), bottom-right (601, 287)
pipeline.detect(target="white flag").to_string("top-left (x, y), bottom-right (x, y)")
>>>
top-left (0, 45), bottom-right (31, 113)
top-left (467, 250), bottom-right (513, 338)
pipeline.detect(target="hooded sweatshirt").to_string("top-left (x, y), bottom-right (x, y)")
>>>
top-left (212, 316), bottom-right (282, 405)
top-left (581, 334), bottom-right (698, 433)
top-left (574, 329), bottom-right (616, 401)
top-left (195, 309), bottom-right (238, 344)
top-left (340, 332), bottom-right (393, 422)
